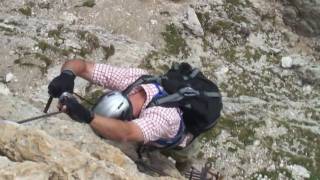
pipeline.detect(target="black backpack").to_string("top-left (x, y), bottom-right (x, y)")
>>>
top-left (124, 62), bottom-right (223, 139)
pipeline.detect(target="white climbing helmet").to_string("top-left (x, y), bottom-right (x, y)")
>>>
top-left (92, 91), bottom-right (133, 120)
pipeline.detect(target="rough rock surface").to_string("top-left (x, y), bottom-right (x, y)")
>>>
top-left (0, 75), bottom-right (182, 180)
top-left (182, 7), bottom-right (204, 36)
top-left (0, 0), bottom-right (319, 179)
top-left (282, 0), bottom-right (320, 37)
top-left (0, 122), bottom-right (175, 180)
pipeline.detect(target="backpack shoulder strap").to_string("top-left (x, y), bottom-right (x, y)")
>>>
top-left (202, 91), bottom-right (221, 97)
top-left (122, 75), bottom-right (161, 95)
top-left (148, 87), bottom-right (222, 107)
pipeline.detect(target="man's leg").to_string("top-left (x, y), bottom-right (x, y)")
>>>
top-left (162, 138), bottom-right (201, 173)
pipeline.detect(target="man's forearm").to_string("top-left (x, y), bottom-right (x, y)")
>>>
top-left (89, 115), bottom-right (144, 142)
top-left (61, 59), bottom-right (94, 81)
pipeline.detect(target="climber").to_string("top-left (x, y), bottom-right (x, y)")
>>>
top-left (48, 59), bottom-right (222, 173)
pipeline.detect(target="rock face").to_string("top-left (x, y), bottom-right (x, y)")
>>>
top-left (282, 0), bottom-right (320, 37)
top-left (0, 122), bottom-right (174, 180)
top-left (0, 0), bottom-right (319, 179)
top-left (0, 91), bottom-right (182, 180)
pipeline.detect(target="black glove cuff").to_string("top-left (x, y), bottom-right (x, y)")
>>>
top-left (61, 70), bottom-right (76, 80)
top-left (84, 111), bottom-right (95, 124)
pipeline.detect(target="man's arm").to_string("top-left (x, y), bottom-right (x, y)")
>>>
top-left (58, 60), bottom-right (145, 142)
top-left (90, 115), bottom-right (144, 142)
top-left (61, 59), bottom-right (94, 81)
top-left (62, 59), bottom-right (148, 91)
top-left (59, 92), bottom-right (144, 143)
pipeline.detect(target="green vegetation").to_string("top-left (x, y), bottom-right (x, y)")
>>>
top-left (86, 33), bottom-right (100, 50)
top-left (139, 23), bottom-right (191, 73)
top-left (304, 107), bottom-right (319, 120)
top-left (159, 11), bottom-right (170, 16)
top-left (77, 30), bottom-right (100, 57)
top-left (196, 12), bottom-right (211, 32)
top-left (266, 52), bottom-right (281, 64)
top-left (0, 26), bottom-right (17, 36)
top-left (38, 2), bottom-right (50, 9)
top-left (78, 30), bottom-right (88, 40)
top-left (18, 6), bottom-right (32, 16)
top-left (37, 40), bottom-right (52, 51)
top-left (238, 127), bottom-right (255, 145)
top-left (222, 47), bottom-right (237, 62)
top-left (76, 0), bottom-right (96, 8)
top-left (138, 51), bottom-right (159, 70)
top-left (223, 0), bottom-right (249, 20)
top-left (231, 15), bottom-right (249, 23)
top-left (161, 24), bottom-right (190, 57)
top-left (138, 50), bottom-right (171, 74)
top-left (225, 0), bottom-right (242, 5)
top-left (268, 120), bottom-right (320, 178)
top-left (36, 40), bottom-right (70, 56)
top-left (36, 30), bottom-right (102, 59)
top-left (48, 29), bottom-right (62, 39)
top-left (218, 63), bottom-right (302, 100)
top-left (210, 20), bottom-right (234, 34)
top-left (82, 90), bottom-right (104, 108)
top-left (201, 37), bottom-right (211, 52)
top-left (200, 56), bottom-right (218, 75)
top-left (102, 45), bottom-right (115, 61)
top-left (14, 53), bottom-right (52, 74)
top-left (4, 21), bottom-right (20, 26)
top-left (195, 0), bottom-right (252, 51)
top-left (34, 53), bottom-right (52, 67)
top-left (78, 30), bottom-right (100, 48)
top-left (79, 47), bottom-right (91, 57)
top-left (48, 25), bottom-right (65, 46)
top-left (196, 11), bottom-right (239, 35)
top-left (201, 115), bottom-right (264, 146)
top-left (220, 73), bottom-right (258, 97)
top-left (243, 46), bottom-right (263, 63)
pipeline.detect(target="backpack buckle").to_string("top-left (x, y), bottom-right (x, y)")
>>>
top-left (179, 87), bottom-right (199, 97)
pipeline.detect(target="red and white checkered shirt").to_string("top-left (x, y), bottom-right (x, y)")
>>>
top-left (91, 64), bottom-right (185, 145)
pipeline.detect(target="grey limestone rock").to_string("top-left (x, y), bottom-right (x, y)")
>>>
top-left (282, 0), bottom-right (320, 37)
top-left (182, 7), bottom-right (204, 37)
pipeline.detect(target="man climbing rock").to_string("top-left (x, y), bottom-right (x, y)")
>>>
top-left (48, 59), bottom-right (222, 174)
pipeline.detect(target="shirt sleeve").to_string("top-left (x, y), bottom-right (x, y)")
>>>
top-left (91, 64), bottom-right (148, 91)
top-left (132, 106), bottom-right (181, 143)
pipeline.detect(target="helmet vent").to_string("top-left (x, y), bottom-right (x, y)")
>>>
top-left (107, 92), bottom-right (115, 97)
top-left (117, 102), bottom-right (124, 109)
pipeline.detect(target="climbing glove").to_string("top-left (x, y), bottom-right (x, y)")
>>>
top-left (48, 70), bottom-right (76, 98)
top-left (59, 92), bottom-right (94, 124)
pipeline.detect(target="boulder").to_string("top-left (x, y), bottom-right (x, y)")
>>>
top-left (281, 55), bottom-right (309, 69)
top-left (182, 7), bottom-right (204, 37)
top-left (5, 73), bottom-right (14, 83)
